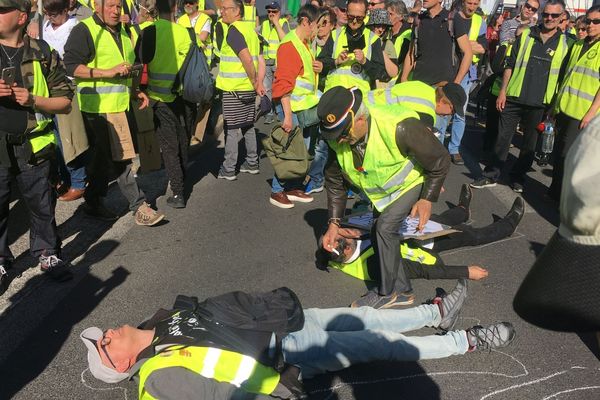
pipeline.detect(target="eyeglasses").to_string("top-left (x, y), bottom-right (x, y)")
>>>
top-left (43, 9), bottom-right (64, 18)
top-left (183, 0), bottom-right (197, 4)
top-left (318, 19), bottom-right (331, 27)
top-left (523, 2), bottom-right (538, 12)
top-left (585, 18), bottom-right (600, 25)
top-left (338, 7), bottom-right (347, 13)
top-left (267, 9), bottom-right (279, 14)
top-left (98, 332), bottom-right (117, 370)
top-left (220, 5), bottom-right (236, 11)
top-left (542, 12), bottom-right (562, 19)
top-left (347, 14), bottom-right (365, 23)
top-left (578, 27), bottom-right (587, 31)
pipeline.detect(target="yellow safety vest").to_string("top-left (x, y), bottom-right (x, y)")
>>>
top-left (177, 12), bottom-right (213, 61)
top-left (216, 20), bottom-right (259, 91)
top-left (239, 5), bottom-right (257, 30)
top-left (29, 60), bottom-right (57, 153)
top-left (366, 81), bottom-right (436, 124)
top-left (212, 18), bottom-right (228, 60)
top-left (130, 20), bottom-right (154, 48)
top-left (506, 28), bottom-right (568, 105)
top-left (392, 28), bottom-right (411, 79)
top-left (147, 19), bottom-right (191, 103)
top-left (281, 30), bottom-right (320, 112)
top-left (328, 103), bottom-right (425, 212)
top-left (329, 242), bottom-right (438, 281)
top-left (138, 346), bottom-right (280, 399)
top-left (261, 18), bottom-right (288, 60)
top-left (76, 17), bottom-right (134, 113)
top-left (557, 39), bottom-right (600, 121)
top-left (468, 14), bottom-right (483, 64)
top-left (324, 26), bottom-right (379, 95)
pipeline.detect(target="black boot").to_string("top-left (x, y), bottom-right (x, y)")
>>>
top-left (504, 197), bottom-right (525, 233)
top-left (458, 183), bottom-right (473, 220)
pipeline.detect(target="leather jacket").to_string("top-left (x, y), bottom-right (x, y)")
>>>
top-left (324, 117), bottom-right (450, 219)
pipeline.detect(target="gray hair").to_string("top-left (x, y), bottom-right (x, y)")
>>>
top-left (385, 0), bottom-right (408, 17)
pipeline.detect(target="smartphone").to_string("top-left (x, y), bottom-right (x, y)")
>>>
top-left (346, 35), bottom-right (366, 53)
top-left (1, 67), bottom-right (16, 86)
top-left (130, 63), bottom-right (144, 91)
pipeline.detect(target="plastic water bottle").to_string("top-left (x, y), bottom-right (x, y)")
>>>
top-left (541, 119), bottom-right (555, 154)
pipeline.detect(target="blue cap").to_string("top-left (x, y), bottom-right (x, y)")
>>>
top-left (265, 1), bottom-right (281, 10)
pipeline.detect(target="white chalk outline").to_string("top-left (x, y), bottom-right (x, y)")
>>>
top-left (542, 386), bottom-right (600, 399)
top-left (80, 368), bottom-right (129, 400)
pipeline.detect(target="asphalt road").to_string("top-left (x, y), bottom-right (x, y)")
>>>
top-left (0, 115), bottom-right (598, 400)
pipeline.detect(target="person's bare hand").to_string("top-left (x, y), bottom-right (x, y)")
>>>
top-left (0, 80), bottom-right (12, 97)
top-left (410, 198), bottom-right (432, 232)
top-left (312, 60), bottom-right (323, 74)
top-left (282, 114), bottom-right (293, 132)
top-left (580, 110), bottom-right (595, 130)
top-left (256, 83), bottom-right (266, 96)
top-left (110, 63), bottom-right (131, 78)
top-left (322, 223), bottom-right (340, 253)
top-left (27, 22), bottom-right (39, 39)
top-left (136, 91), bottom-right (149, 109)
top-left (335, 50), bottom-right (349, 66)
top-left (496, 90), bottom-right (507, 112)
top-left (120, 14), bottom-right (131, 24)
top-left (468, 265), bottom-right (488, 280)
top-left (11, 86), bottom-right (34, 107)
top-left (353, 49), bottom-right (366, 64)
top-left (338, 227), bottom-right (361, 238)
top-left (269, 11), bottom-right (281, 23)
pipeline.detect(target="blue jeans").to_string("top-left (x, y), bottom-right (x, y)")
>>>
top-left (434, 114), bottom-right (449, 144)
top-left (282, 305), bottom-right (469, 379)
top-left (54, 130), bottom-right (87, 190)
top-left (306, 131), bottom-right (328, 188)
top-left (448, 75), bottom-right (474, 155)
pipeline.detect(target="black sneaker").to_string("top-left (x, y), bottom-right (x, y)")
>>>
top-left (239, 162), bottom-right (259, 175)
top-left (467, 322), bottom-right (516, 352)
top-left (470, 177), bottom-right (497, 189)
top-left (39, 253), bottom-right (73, 282)
top-left (511, 182), bottom-right (524, 193)
top-left (166, 195), bottom-right (186, 209)
top-left (82, 201), bottom-right (119, 221)
top-left (217, 170), bottom-right (237, 181)
top-left (434, 279), bottom-right (468, 331)
top-left (0, 261), bottom-right (9, 295)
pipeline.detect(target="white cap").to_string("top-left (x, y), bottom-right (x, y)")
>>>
top-left (80, 327), bottom-right (130, 383)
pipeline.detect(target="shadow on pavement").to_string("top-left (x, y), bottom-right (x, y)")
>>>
top-left (0, 244), bottom-right (129, 399)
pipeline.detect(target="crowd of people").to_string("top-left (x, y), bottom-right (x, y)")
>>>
top-left (0, 0), bottom-right (598, 397)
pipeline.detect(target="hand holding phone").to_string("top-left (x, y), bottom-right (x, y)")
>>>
top-left (2, 67), bottom-right (16, 87)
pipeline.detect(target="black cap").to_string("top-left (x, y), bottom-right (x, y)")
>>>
top-left (265, 1), bottom-right (280, 10)
top-left (335, 0), bottom-right (347, 10)
top-left (317, 86), bottom-right (363, 141)
top-left (440, 82), bottom-right (467, 118)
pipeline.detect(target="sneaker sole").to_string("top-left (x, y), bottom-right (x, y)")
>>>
top-left (287, 195), bottom-right (314, 203)
top-left (512, 187), bottom-right (523, 193)
top-left (470, 182), bottom-right (497, 189)
top-left (269, 198), bottom-right (294, 209)
top-left (218, 175), bottom-right (237, 181)
top-left (167, 202), bottom-right (186, 209)
top-left (136, 213), bottom-right (165, 226)
top-left (239, 169), bottom-right (260, 175)
top-left (305, 186), bottom-right (324, 195)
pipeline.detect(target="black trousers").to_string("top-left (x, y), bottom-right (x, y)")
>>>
top-left (431, 206), bottom-right (515, 252)
top-left (82, 112), bottom-right (145, 212)
top-left (371, 185), bottom-right (421, 296)
top-left (483, 93), bottom-right (499, 156)
top-left (0, 144), bottom-right (59, 260)
top-left (152, 98), bottom-right (195, 197)
top-left (548, 113), bottom-right (581, 200)
top-left (483, 101), bottom-right (545, 183)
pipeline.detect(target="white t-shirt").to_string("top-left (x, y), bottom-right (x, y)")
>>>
top-left (190, 15), bottom-right (212, 34)
top-left (42, 17), bottom-right (78, 58)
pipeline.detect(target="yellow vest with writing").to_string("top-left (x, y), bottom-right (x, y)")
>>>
top-left (76, 17), bottom-right (134, 113)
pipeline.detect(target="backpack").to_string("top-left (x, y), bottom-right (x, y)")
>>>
top-left (261, 125), bottom-right (312, 180)
top-left (174, 28), bottom-right (215, 104)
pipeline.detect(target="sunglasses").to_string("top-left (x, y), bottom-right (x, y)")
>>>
top-left (523, 2), bottom-right (538, 12)
top-left (347, 14), bottom-right (365, 23)
top-left (338, 7), bottom-right (347, 13)
top-left (585, 18), bottom-right (600, 25)
top-left (542, 12), bottom-right (562, 19)
top-left (267, 9), bottom-right (278, 13)
top-left (184, 0), bottom-right (197, 4)
top-left (97, 332), bottom-right (117, 370)
top-left (368, 1), bottom-right (382, 5)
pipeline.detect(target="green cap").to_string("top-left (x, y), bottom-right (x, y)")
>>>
top-left (0, 0), bottom-right (31, 12)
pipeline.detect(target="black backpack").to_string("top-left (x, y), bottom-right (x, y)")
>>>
top-left (174, 28), bottom-right (215, 104)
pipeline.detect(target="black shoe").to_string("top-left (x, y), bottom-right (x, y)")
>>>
top-left (434, 279), bottom-right (468, 331)
top-left (83, 202), bottom-right (119, 221)
top-left (458, 183), bottom-right (472, 219)
top-left (504, 197), bottom-right (525, 232)
top-left (467, 322), bottom-right (516, 351)
top-left (39, 253), bottom-right (73, 282)
top-left (511, 182), bottom-right (524, 193)
top-left (451, 153), bottom-right (464, 165)
top-left (166, 195), bottom-right (186, 209)
top-left (470, 177), bottom-right (497, 189)
top-left (0, 259), bottom-right (10, 295)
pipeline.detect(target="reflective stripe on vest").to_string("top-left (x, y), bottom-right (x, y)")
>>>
top-left (392, 29), bottom-right (411, 79)
top-left (468, 14), bottom-right (483, 64)
top-left (366, 81), bottom-right (436, 124)
top-left (147, 19), bottom-right (192, 102)
top-left (138, 345), bottom-right (280, 400)
top-left (324, 27), bottom-right (378, 95)
top-left (557, 40), bottom-right (600, 120)
top-left (239, 5), bottom-right (257, 30)
top-left (76, 17), bottom-right (134, 113)
top-left (216, 20), bottom-right (260, 91)
top-left (177, 12), bottom-right (213, 60)
top-left (262, 19), bottom-right (287, 60)
top-left (30, 60), bottom-right (56, 154)
top-left (506, 28), bottom-right (568, 105)
top-left (282, 30), bottom-right (321, 112)
top-left (329, 242), bottom-right (437, 281)
top-left (327, 103), bottom-right (425, 212)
